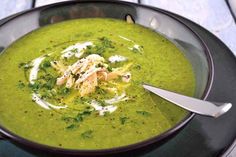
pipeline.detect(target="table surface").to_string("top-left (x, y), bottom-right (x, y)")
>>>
top-left (0, 1), bottom-right (235, 157)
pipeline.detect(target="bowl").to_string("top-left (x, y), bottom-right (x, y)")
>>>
top-left (0, 1), bottom-right (213, 156)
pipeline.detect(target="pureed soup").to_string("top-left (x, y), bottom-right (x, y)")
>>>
top-left (0, 18), bottom-right (195, 149)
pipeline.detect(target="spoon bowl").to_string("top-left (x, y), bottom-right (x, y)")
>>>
top-left (143, 84), bottom-right (232, 118)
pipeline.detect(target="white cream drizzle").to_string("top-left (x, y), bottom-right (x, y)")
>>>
top-left (118, 35), bottom-right (133, 42)
top-left (61, 42), bottom-right (93, 59)
top-left (29, 57), bottom-right (45, 84)
top-left (89, 93), bottom-right (129, 116)
top-left (105, 92), bottom-right (129, 104)
top-left (118, 35), bottom-right (143, 53)
top-left (108, 55), bottom-right (127, 63)
top-left (134, 44), bottom-right (141, 50)
top-left (128, 44), bottom-right (142, 53)
top-left (90, 100), bottom-right (117, 116)
top-left (32, 93), bottom-right (67, 110)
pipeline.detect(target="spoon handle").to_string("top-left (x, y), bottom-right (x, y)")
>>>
top-left (143, 84), bottom-right (232, 118)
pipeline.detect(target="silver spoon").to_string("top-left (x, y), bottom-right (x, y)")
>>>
top-left (143, 84), bottom-right (232, 118)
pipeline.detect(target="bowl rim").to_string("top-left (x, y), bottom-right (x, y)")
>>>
top-left (0, 0), bottom-right (214, 155)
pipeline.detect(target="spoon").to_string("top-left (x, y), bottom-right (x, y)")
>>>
top-left (143, 84), bottom-right (232, 118)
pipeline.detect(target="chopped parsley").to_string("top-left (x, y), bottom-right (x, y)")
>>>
top-left (95, 86), bottom-right (106, 95)
top-left (84, 37), bottom-right (114, 55)
top-left (74, 110), bottom-right (92, 122)
top-left (18, 62), bottom-right (32, 70)
top-left (107, 66), bottom-right (112, 72)
top-left (62, 109), bottom-right (93, 126)
top-left (96, 100), bottom-right (106, 107)
top-left (66, 124), bottom-right (77, 130)
top-left (58, 87), bottom-right (70, 95)
top-left (61, 116), bottom-right (75, 123)
top-left (17, 81), bottom-right (25, 89)
top-left (28, 81), bottom-right (41, 92)
top-left (43, 78), bottom-right (56, 90)
top-left (42, 60), bottom-right (51, 68)
top-left (73, 96), bottom-right (91, 105)
top-left (134, 64), bottom-right (141, 70)
top-left (136, 111), bottom-right (151, 117)
top-left (99, 37), bottom-right (114, 49)
top-left (28, 75), bottom-right (57, 93)
top-left (81, 130), bottom-right (93, 139)
top-left (71, 48), bottom-right (78, 53)
top-left (120, 116), bottom-right (129, 125)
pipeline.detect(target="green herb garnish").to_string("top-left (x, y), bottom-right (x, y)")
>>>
top-left (73, 96), bottom-right (90, 105)
top-left (120, 116), bottom-right (129, 125)
top-left (84, 37), bottom-right (114, 55)
top-left (81, 130), bottom-right (93, 139)
top-left (96, 86), bottom-right (106, 95)
top-left (61, 116), bottom-right (75, 123)
top-left (97, 100), bottom-right (106, 107)
top-left (99, 37), bottom-right (114, 49)
top-left (41, 60), bottom-right (51, 69)
top-left (66, 124), bottom-right (77, 130)
top-left (59, 87), bottom-right (70, 95)
top-left (43, 78), bottom-right (56, 90)
top-left (94, 45), bottom-right (106, 55)
top-left (75, 110), bottom-right (92, 122)
top-left (107, 66), bottom-right (112, 72)
top-left (134, 64), bottom-right (141, 70)
top-left (62, 109), bottom-right (93, 124)
top-left (28, 81), bottom-right (41, 92)
top-left (136, 111), bottom-right (151, 116)
top-left (17, 81), bottom-right (25, 89)
top-left (71, 48), bottom-right (78, 53)
top-left (96, 63), bottom-right (104, 68)
top-left (18, 62), bottom-right (32, 70)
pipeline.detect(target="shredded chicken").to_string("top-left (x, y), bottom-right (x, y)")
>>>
top-left (79, 73), bottom-right (98, 96)
top-left (51, 54), bottom-right (131, 96)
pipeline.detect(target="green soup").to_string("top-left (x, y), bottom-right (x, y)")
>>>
top-left (0, 18), bottom-right (195, 149)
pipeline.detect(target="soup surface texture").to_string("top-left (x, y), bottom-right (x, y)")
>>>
top-left (0, 18), bottom-right (195, 149)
